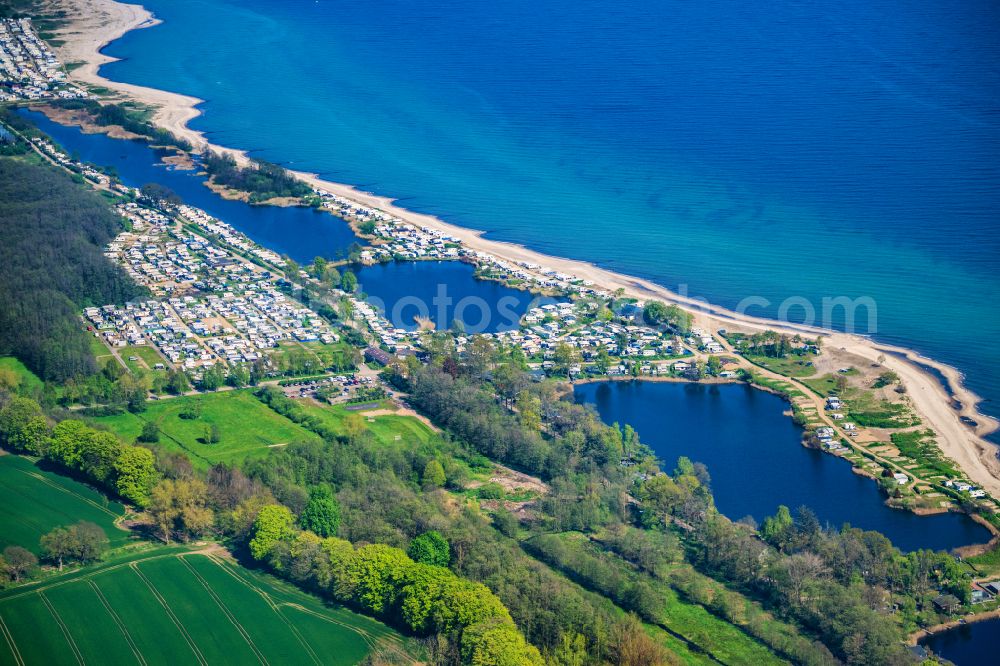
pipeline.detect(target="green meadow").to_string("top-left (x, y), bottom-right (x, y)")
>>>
top-left (745, 354), bottom-right (818, 378)
top-left (0, 358), bottom-right (43, 395)
top-left (0, 549), bottom-right (407, 666)
top-left (89, 390), bottom-right (320, 468)
top-left (118, 345), bottom-right (168, 377)
top-left (299, 402), bottom-right (436, 447)
top-left (121, 345), bottom-right (165, 370)
top-left (0, 454), bottom-right (130, 554)
top-left (87, 337), bottom-right (115, 368)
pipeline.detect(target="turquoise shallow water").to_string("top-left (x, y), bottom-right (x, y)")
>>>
top-left (99, 0), bottom-right (1000, 414)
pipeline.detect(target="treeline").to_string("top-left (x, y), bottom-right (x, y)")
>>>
top-left (526, 460), bottom-right (837, 665)
top-left (729, 330), bottom-right (818, 359)
top-left (141, 427), bottom-right (638, 664)
top-left (526, 531), bottom-right (837, 666)
top-left (0, 395), bottom-right (158, 505)
top-left (241, 440), bottom-right (674, 664)
top-left (255, 385), bottom-right (342, 441)
top-left (638, 459), bottom-right (967, 664)
top-left (203, 151), bottom-right (311, 203)
top-left (49, 99), bottom-right (192, 151)
top-left (246, 344), bottom-right (719, 662)
top-left (121, 421), bottom-right (552, 662)
top-left (388, 336), bottom-right (974, 663)
top-left (0, 158), bottom-right (145, 381)
top-left (249, 507), bottom-right (542, 664)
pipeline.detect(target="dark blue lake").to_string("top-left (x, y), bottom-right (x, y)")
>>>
top-left (356, 261), bottom-right (536, 333)
top-left (19, 109), bottom-right (360, 263)
top-left (920, 616), bottom-right (1000, 664)
top-left (575, 380), bottom-right (991, 552)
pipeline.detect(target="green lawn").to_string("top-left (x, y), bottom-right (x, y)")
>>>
top-left (967, 541), bottom-right (1000, 577)
top-left (0, 357), bottom-right (43, 394)
top-left (119, 346), bottom-right (170, 387)
top-left (90, 390), bottom-right (320, 468)
top-left (300, 402), bottom-right (436, 447)
top-left (0, 549), bottom-right (408, 666)
top-left (302, 341), bottom-right (359, 371)
top-left (121, 345), bottom-right (165, 373)
top-left (745, 354), bottom-right (817, 378)
top-left (0, 454), bottom-right (130, 554)
top-left (799, 373), bottom-right (841, 397)
top-left (88, 335), bottom-right (115, 366)
top-left (656, 584), bottom-right (784, 665)
top-left (803, 387), bottom-right (921, 428)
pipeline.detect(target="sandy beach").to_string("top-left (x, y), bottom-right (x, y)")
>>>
top-left (50, 0), bottom-right (1000, 495)
top-left (49, 0), bottom-right (204, 148)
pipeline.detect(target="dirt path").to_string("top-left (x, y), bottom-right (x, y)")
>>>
top-left (715, 336), bottom-right (963, 500)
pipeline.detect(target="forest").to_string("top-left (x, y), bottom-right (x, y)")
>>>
top-left (0, 157), bottom-right (145, 381)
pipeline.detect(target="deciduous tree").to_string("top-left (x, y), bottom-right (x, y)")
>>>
top-left (114, 445), bottom-right (158, 506)
top-left (2, 546), bottom-right (37, 582)
top-left (63, 522), bottom-right (108, 564)
top-left (341, 270), bottom-right (358, 293)
top-left (407, 531), bottom-right (450, 567)
top-left (149, 479), bottom-right (214, 542)
top-left (299, 486), bottom-right (341, 537)
top-left (138, 420), bottom-right (160, 443)
top-left (422, 459), bottom-right (446, 489)
top-left (249, 504), bottom-right (294, 560)
top-left (40, 527), bottom-right (75, 570)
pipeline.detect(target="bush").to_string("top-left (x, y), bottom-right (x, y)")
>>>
top-left (477, 482), bottom-right (505, 500)
top-left (138, 421), bottom-right (160, 443)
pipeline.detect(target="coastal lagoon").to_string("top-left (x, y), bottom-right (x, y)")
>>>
top-left (356, 261), bottom-right (535, 333)
top-left (100, 0), bottom-right (1000, 421)
top-left (575, 380), bottom-right (991, 552)
top-left (920, 616), bottom-right (1000, 664)
top-left (19, 109), bottom-right (360, 262)
top-left (22, 109), bottom-right (536, 334)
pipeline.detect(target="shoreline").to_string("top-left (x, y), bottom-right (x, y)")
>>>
top-left (911, 607), bottom-right (1000, 646)
top-left (50, 0), bottom-right (1000, 497)
top-left (571, 375), bottom-right (742, 387)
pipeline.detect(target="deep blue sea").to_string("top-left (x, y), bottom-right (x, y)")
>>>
top-left (100, 0), bottom-right (1000, 413)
